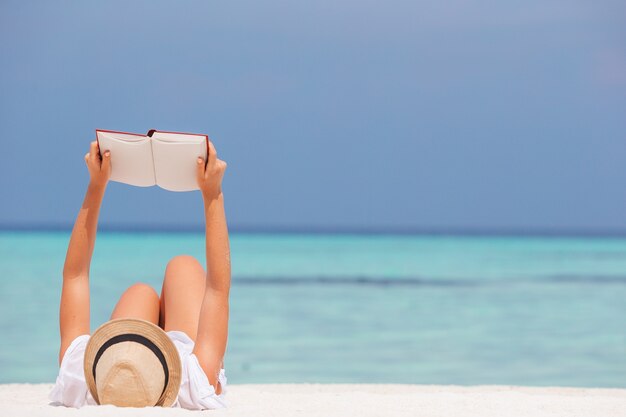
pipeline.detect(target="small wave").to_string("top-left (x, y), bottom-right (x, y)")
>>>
top-left (233, 275), bottom-right (626, 287)
top-left (234, 276), bottom-right (475, 287)
top-left (546, 275), bottom-right (626, 284)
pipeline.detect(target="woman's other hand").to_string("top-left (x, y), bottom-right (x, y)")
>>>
top-left (85, 140), bottom-right (111, 189)
top-left (196, 140), bottom-right (227, 201)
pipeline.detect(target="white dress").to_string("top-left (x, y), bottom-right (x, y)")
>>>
top-left (49, 331), bottom-right (227, 410)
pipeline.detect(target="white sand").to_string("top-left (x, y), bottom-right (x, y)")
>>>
top-left (1, 384), bottom-right (625, 417)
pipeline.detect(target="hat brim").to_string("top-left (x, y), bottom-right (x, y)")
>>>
top-left (84, 318), bottom-right (182, 407)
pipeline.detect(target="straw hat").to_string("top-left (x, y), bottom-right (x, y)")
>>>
top-left (83, 318), bottom-right (182, 407)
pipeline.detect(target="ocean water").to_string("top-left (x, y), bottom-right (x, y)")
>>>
top-left (0, 231), bottom-right (625, 387)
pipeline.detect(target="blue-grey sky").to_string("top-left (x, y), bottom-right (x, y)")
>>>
top-left (1, 1), bottom-right (625, 232)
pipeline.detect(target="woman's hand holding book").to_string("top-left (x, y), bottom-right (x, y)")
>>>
top-left (85, 140), bottom-right (111, 190)
top-left (196, 140), bottom-right (227, 202)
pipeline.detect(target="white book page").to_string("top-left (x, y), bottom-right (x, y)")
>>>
top-left (151, 131), bottom-right (207, 144)
top-left (96, 131), bottom-right (156, 187)
top-left (152, 139), bottom-right (207, 192)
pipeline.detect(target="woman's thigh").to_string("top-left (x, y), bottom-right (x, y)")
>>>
top-left (159, 255), bottom-right (206, 341)
top-left (110, 283), bottom-right (160, 325)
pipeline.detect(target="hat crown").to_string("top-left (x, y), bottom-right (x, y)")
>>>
top-left (84, 318), bottom-right (182, 407)
top-left (95, 341), bottom-right (166, 407)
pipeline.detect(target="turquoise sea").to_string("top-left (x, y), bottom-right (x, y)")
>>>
top-left (0, 231), bottom-right (625, 387)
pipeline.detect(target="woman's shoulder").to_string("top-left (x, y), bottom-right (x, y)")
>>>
top-left (176, 353), bottom-right (227, 410)
top-left (61, 334), bottom-right (90, 366)
top-left (50, 334), bottom-right (94, 408)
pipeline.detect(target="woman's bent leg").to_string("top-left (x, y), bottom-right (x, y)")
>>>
top-left (110, 283), bottom-right (160, 325)
top-left (159, 255), bottom-right (205, 341)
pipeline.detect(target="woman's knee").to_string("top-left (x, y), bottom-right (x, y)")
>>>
top-left (123, 282), bottom-right (159, 302)
top-left (162, 255), bottom-right (205, 295)
top-left (112, 282), bottom-right (160, 323)
top-left (166, 255), bottom-right (202, 273)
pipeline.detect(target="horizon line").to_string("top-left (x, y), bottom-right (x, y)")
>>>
top-left (2, 223), bottom-right (626, 238)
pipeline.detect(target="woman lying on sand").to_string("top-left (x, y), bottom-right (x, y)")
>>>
top-left (50, 140), bottom-right (230, 409)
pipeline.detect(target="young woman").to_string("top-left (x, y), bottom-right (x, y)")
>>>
top-left (50, 140), bottom-right (230, 409)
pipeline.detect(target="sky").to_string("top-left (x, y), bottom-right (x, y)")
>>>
top-left (1, 1), bottom-right (625, 233)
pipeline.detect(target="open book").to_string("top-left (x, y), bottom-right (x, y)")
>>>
top-left (96, 129), bottom-right (208, 192)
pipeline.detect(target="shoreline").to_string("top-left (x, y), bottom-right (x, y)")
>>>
top-left (2, 384), bottom-right (625, 416)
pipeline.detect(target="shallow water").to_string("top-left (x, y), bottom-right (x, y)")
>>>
top-left (0, 232), bottom-right (624, 386)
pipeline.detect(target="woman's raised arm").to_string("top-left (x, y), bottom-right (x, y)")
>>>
top-left (59, 141), bottom-right (110, 363)
top-left (192, 141), bottom-right (230, 393)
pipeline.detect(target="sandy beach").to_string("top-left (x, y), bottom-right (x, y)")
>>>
top-left (1, 384), bottom-right (625, 417)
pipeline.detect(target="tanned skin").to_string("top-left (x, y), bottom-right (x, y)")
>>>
top-left (59, 139), bottom-right (230, 393)
top-left (59, 141), bottom-right (110, 363)
top-left (192, 141), bottom-right (230, 391)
